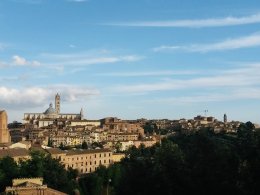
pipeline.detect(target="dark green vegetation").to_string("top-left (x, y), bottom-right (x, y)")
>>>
top-left (79, 122), bottom-right (260, 195)
top-left (0, 151), bottom-right (79, 194)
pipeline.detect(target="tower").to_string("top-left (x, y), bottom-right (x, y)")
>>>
top-left (0, 110), bottom-right (11, 144)
top-left (80, 108), bottom-right (84, 120)
top-left (224, 113), bottom-right (227, 123)
top-left (55, 93), bottom-right (60, 114)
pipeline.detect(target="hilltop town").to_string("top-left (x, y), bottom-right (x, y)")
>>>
top-left (1, 94), bottom-right (248, 170)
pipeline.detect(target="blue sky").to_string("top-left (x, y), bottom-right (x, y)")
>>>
top-left (1, 0), bottom-right (260, 124)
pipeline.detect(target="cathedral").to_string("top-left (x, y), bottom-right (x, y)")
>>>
top-left (23, 94), bottom-right (84, 128)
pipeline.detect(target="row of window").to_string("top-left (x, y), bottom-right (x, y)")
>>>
top-left (64, 153), bottom-right (111, 161)
top-left (69, 159), bottom-right (110, 168)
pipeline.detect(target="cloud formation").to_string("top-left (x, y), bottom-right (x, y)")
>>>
top-left (41, 51), bottom-right (143, 67)
top-left (149, 88), bottom-right (260, 104)
top-left (107, 13), bottom-right (260, 28)
top-left (0, 85), bottom-right (100, 109)
top-left (12, 55), bottom-right (41, 66)
top-left (96, 70), bottom-right (198, 77)
top-left (114, 63), bottom-right (260, 94)
top-left (154, 33), bottom-right (260, 52)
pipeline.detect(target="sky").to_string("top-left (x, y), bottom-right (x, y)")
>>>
top-left (1, 0), bottom-right (260, 124)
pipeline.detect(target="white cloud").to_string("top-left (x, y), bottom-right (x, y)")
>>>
top-left (12, 55), bottom-right (41, 66)
top-left (114, 64), bottom-right (260, 93)
top-left (96, 70), bottom-right (198, 77)
top-left (154, 33), bottom-right (260, 52)
top-left (107, 13), bottom-right (260, 28)
top-left (41, 51), bottom-right (143, 67)
top-left (13, 55), bottom-right (27, 65)
top-left (0, 85), bottom-right (100, 109)
top-left (149, 88), bottom-right (260, 104)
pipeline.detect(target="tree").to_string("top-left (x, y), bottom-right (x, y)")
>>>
top-left (82, 141), bottom-right (88, 149)
top-left (0, 157), bottom-right (19, 191)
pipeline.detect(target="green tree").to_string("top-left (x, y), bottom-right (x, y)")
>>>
top-left (82, 141), bottom-right (88, 149)
top-left (0, 157), bottom-right (19, 191)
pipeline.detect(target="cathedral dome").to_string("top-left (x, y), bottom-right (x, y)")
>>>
top-left (44, 103), bottom-right (56, 115)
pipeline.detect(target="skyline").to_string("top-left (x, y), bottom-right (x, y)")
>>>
top-left (1, 0), bottom-right (260, 123)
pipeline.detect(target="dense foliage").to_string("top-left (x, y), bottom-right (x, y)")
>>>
top-left (79, 122), bottom-right (260, 195)
top-left (0, 150), bottom-right (79, 194)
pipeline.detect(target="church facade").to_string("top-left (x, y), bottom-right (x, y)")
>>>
top-left (23, 94), bottom-right (84, 128)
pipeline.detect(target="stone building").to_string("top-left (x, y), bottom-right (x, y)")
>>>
top-left (46, 148), bottom-right (113, 174)
top-left (101, 117), bottom-right (144, 136)
top-left (23, 94), bottom-right (84, 127)
top-left (5, 177), bottom-right (67, 195)
top-left (0, 148), bottom-right (30, 162)
top-left (0, 110), bottom-right (11, 144)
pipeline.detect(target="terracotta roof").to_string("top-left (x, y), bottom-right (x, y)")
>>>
top-left (0, 148), bottom-right (29, 158)
top-left (45, 148), bottom-right (66, 155)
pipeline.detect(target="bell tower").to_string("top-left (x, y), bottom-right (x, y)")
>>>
top-left (0, 110), bottom-right (11, 144)
top-left (55, 93), bottom-right (60, 114)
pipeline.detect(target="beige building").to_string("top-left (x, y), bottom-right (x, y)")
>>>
top-left (5, 178), bottom-right (67, 195)
top-left (69, 120), bottom-right (100, 128)
top-left (133, 139), bottom-right (157, 148)
top-left (9, 141), bottom-right (32, 150)
top-left (0, 148), bottom-right (30, 162)
top-left (112, 153), bottom-right (125, 163)
top-left (46, 148), bottom-right (113, 174)
top-left (107, 133), bottom-right (139, 141)
top-left (0, 110), bottom-right (11, 144)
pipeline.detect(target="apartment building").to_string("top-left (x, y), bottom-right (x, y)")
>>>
top-left (46, 148), bottom-right (113, 174)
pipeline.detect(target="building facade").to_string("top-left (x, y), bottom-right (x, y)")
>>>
top-left (46, 148), bottom-right (113, 174)
top-left (5, 178), bottom-right (67, 195)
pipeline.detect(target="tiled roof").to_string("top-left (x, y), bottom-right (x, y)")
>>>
top-left (0, 148), bottom-right (29, 158)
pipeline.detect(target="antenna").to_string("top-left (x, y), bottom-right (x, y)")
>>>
top-left (204, 109), bottom-right (208, 117)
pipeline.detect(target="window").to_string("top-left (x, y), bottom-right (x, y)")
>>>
top-left (86, 162), bottom-right (87, 165)
top-left (94, 161), bottom-right (96, 165)
top-left (99, 160), bottom-right (101, 165)
top-left (104, 160), bottom-right (106, 163)
top-left (95, 154), bottom-right (96, 158)
top-left (104, 154), bottom-right (106, 157)
top-left (72, 158), bottom-right (74, 161)
top-left (100, 154), bottom-right (101, 157)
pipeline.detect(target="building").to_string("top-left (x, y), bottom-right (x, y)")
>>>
top-left (9, 141), bottom-right (32, 150)
top-left (0, 148), bottom-right (30, 162)
top-left (224, 113), bottom-right (227, 123)
top-left (101, 117), bottom-right (144, 136)
top-left (5, 177), bottom-right (67, 195)
top-left (23, 94), bottom-right (84, 127)
top-left (46, 148), bottom-right (113, 174)
top-left (0, 110), bottom-right (11, 144)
